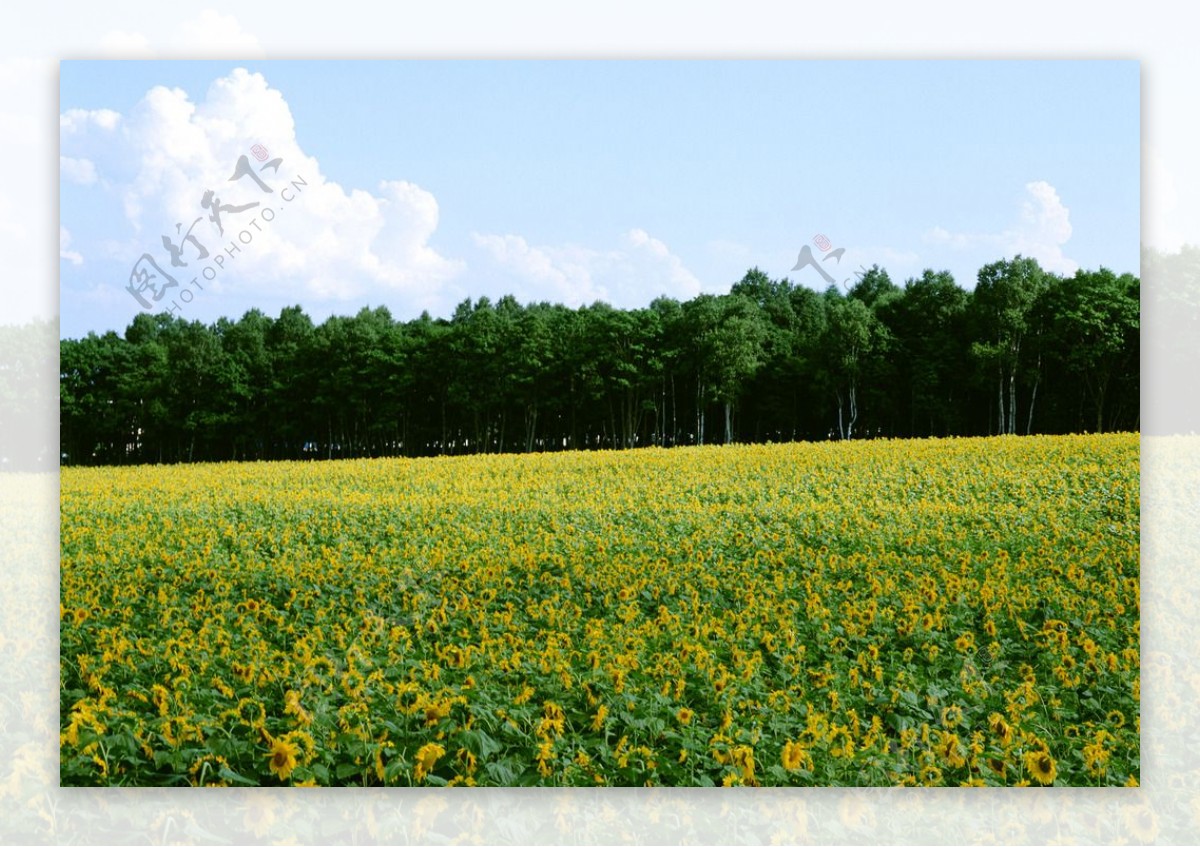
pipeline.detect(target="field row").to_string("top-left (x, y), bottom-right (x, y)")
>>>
top-left (60, 434), bottom-right (1140, 786)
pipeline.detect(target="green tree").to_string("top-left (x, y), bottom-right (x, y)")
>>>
top-left (1039, 268), bottom-right (1139, 432)
top-left (970, 256), bottom-right (1049, 435)
top-left (879, 270), bottom-right (969, 437)
top-left (265, 306), bottom-right (315, 458)
top-left (822, 291), bottom-right (883, 440)
top-left (709, 294), bottom-right (767, 444)
top-left (681, 294), bottom-right (722, 445)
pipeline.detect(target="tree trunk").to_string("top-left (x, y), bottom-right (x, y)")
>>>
top-left (1007, 368), bottom-right (1018, 435)
top-left (848, 381), bottom-right (858, 440)
top-left (524, 404), bottom-right (537, 452)
top-left (670, 373), bottom-right (677, 447)
top-left (1026, 354), bottom-right (1041, 435)
top-left (997, 368), bottom-right (1005, 436)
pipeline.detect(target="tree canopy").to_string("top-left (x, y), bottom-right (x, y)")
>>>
top-left (59, 257), bottom-right (1140, 466)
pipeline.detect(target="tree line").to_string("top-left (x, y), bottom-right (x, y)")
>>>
top-left (59, 256), bottom-right (1139, 466)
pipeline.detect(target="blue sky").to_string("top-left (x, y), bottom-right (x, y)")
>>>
top-left (59, 60), bottom-right (1139, 338)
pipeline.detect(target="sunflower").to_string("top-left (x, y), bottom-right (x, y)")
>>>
top-left (731, 745), bottom-right (756, 785)
top-left (938, 731), bottom-right (967, 769)
top-left (781, 740), bottom-right (808, 772)
top-left (266, 736), bottom-right (300, 781)
top-left (1083, 741), bottom-right (1110, 777)
top-left (590, 704), bottom-right (609, 731)
top-left (1024, 750), bottom-right (1057, 786)
top-left (941, 704), bottom-right (964, 730)
top-left (283, 690), bottom-right (311, 725)
top-left (413, 742), bottom-right (445, 782)
top-left (988, 712), bottom-right (1013, 745)
top-left (1122, 804), bottom-right (1159, 841)
top-left (919, 764), bottom-right (943, 786)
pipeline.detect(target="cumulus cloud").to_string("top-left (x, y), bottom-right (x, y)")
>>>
top-left (1144, 143), bottom-right (1198, 253)
top-left (60, 108), bottom-right (120, 134)
top-left (924, 181), bottom-right (1079, 276)
top-left (174, 10), bottom-right (266, 57)
top-left (60, 226), bottom-right (83, 265)
top-left (97, 30), bottom-right (152, 57)
top-left (60, 155), bottom-right (97, 185)
top-left (60, 67), bottom-right (464, 309)
top-left (97, 10), bottom-right (265, 59)
top-left (1010, 180), bottom-right (1076, 273)
top-left (472, 228), bottom-right (702, 309)
top-left (470, 233), bottom-right (589, 304)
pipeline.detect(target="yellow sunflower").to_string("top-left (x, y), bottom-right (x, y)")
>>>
top-left (590, 704), bottom-right (609, 731)
top-left (988, 712), bottom-right (1013, 745)
top-left (1024, 750), bottom-right (1057, 786)
top-left (266, 737), bottom-right (300, 781)
top-left (731, 745), bottom-right (756, 785)
top-left (938, 731), bottom-right (967, 769)
top-left (413, 742), bottom-right (445, 782)
top-left (781, 740), bottom-right (808, 772)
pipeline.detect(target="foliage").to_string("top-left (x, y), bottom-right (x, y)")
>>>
top-left (59, 258), bottom-right (1140, 466)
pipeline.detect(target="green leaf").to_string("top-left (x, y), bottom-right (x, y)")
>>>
top-left (217, 766), bottom-right (259, 786)
top-left (484, 760), bottom-right (517, 785)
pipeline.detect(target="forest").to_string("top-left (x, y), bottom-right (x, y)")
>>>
top-left (58, 256), bottom-right (1140, 466)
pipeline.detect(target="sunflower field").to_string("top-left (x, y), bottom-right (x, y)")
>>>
top-left (60, 433), bottom-right (1139, 787)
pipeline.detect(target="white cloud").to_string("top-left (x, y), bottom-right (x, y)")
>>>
top-left (97, 10), bottom-right (266, 59)
top-left (923, 180), bottom-right (1079, 275)
top-left (60, 225), bottom-right (83, 265)
top-left (61, 67), bottom-right (464, 311)
top-left (1009, 180), bottom-right (1076, 274)
top-left (60, 108), bottom-right (121, 134)
top-left (472, 228), bottom-right (701, 309)
top-left (174, 10), bottom-right (266, 57)
top-left (1144, 143), bottom-right (1196, 253)
top-left (627, 228), bottom-right (700, 295)
top-left (97, 30), bottom-right (152, 57)
top-left (924, 225), bottom-right (971, 250)
top-left (60, 155), bottom-right (97, 185)
top-left (471, 233), bottom-right (602, 305)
